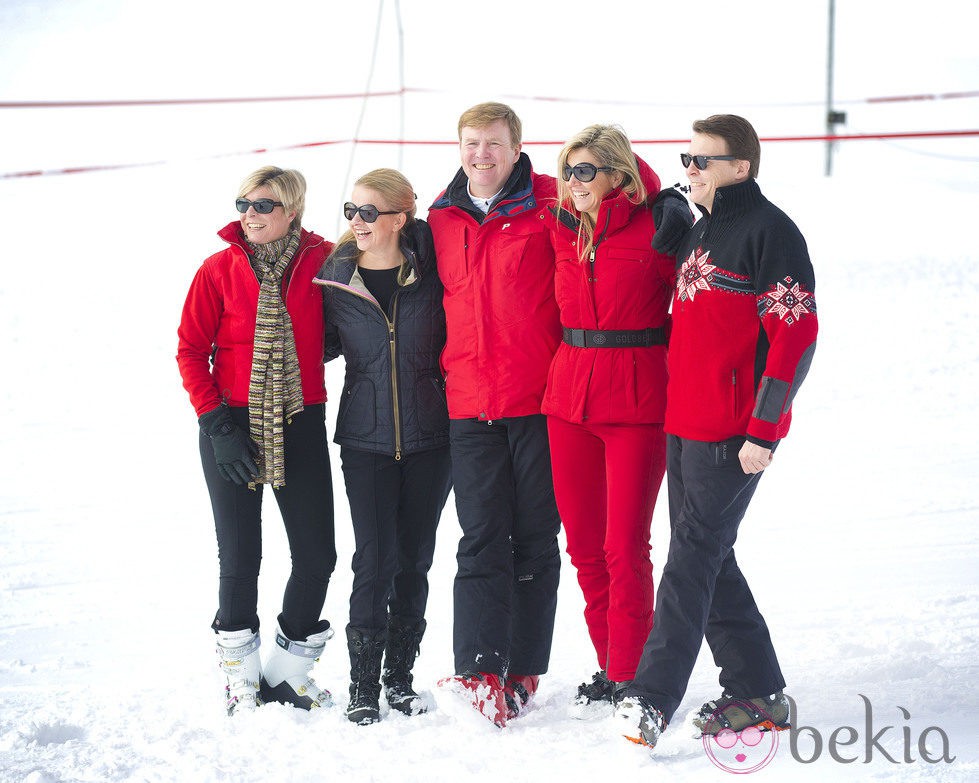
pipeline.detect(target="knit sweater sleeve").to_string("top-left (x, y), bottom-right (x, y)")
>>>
top-left (746, 211), bottom-right (818, 446)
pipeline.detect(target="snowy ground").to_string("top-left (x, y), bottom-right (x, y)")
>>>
top-left (2, 1), bottom-right (978, 781)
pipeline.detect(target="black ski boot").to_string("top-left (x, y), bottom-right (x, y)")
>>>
top-left (382, 617), bottom-right (427, 716)
top-left (574, 670), bottom-right (614, 706)
top-left (345, 626), bottom-right (385, 725)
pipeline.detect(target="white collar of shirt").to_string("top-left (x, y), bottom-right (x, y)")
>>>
top-left (467, 182), bottom-right (504, 215)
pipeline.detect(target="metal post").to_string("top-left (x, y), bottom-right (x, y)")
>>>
top-left (825, 0), bottom-right (836, 175)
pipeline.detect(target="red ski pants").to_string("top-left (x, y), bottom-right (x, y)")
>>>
top-left (547, 416), bottom-right (666, 681)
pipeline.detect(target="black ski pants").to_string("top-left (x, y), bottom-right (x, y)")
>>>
top-left (340, 444), bottom-right (452, 633)
top-left (200, 403), bottom-right (336, 639)
top-left (630, 434), bottom-right (785, 722)
top-left (449, 415), bottom-right (562, 677)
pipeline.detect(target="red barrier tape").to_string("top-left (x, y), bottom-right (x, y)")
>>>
top-left (2, 130), bottom-right (976, 180)
top-left (0, 87), bottom-right (975, 110)
top-left (0, 89), bottom-right (415, 109)
top-left (866, 90), bottom-right (979, 104)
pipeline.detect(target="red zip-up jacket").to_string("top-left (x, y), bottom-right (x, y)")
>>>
top-left (542, 155), bottom-right (675, 424)
top-left (428, 154), bottom-right (561, 420)
top-left (177, 222), bottom-right (333, 416)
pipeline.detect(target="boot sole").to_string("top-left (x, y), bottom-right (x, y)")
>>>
top-left (259, 677), bottom-right (331, 710)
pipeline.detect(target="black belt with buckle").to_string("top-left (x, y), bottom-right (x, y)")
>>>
top-left (562, 327), bottom-right (666, 348)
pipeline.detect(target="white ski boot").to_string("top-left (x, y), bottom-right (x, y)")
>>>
top-left (215, 628), bottom-right (262, 715)
top-left (260, 622), bottom-right (335, 710)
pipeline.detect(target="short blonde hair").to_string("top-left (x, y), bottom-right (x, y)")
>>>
top-left (457, 102), bottom-right (522, 147)
top-left (556, 124), bottom-right (646, 260)
top-left (237, 166), bottom-right (306, 231)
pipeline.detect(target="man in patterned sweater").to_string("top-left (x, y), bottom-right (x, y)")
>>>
top-left (619, 114), bottom-right (818, 750)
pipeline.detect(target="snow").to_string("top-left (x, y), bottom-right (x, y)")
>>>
top-left (1, 1), bottom-right (978, 781)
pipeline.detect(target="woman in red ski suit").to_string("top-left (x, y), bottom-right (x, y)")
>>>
top-left (542, 125), bottom-right (677, 709)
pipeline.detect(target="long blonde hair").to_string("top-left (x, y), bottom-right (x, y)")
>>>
top-left (556, 125), bottom-right (646, 261)
top-left (335, 168), bottom-right (417, 284)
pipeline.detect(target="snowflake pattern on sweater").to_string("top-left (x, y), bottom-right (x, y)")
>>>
top-left (758, 275), bottom-right (816, 324)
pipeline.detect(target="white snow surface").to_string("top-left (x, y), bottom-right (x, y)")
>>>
top-left (1, 1), bottom-right (978, 781)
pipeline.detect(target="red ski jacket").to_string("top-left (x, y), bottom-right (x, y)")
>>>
top-left (428, 154), bottom-right (561, 420)
top-left (177, 222), bottom-right (333, 416)
top-left (542, 155), bottom-right (675, 424)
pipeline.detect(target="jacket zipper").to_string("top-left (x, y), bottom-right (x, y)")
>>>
top-left (588, 210), bottom-right (613, 280)
top-left (388, 293), bottom-right (402, 461)
top-left (324, 278), bottom-right (404, 460)
top-left (731, 369), bottom-right (738, 417)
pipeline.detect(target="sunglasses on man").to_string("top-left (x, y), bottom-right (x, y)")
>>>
top-left (562, 162), bottom-right (615, 183)
top-left (235, 198), bottom-right (284, 214)
top-left (680, 153), bottom-right (738, 170)
top-left (343, 202), bottom-right (401, 223)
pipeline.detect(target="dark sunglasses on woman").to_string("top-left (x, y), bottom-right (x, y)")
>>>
top-left (343, 202), bottom-right (400, 223)
top-left (562, 162), bottom-right (614, 183)
top-left (235, 198), bottom-right (283, 214)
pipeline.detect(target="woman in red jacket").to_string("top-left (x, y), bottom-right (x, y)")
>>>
top-left (543, 126), bottom-right (675, 713)
top-left (177, 166), bottom-right (337, 715)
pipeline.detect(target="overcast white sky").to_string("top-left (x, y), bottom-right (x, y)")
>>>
top-left (2, 0), bottom-right (976, 121)
top-left (1, 1), bottom-right (976, 216)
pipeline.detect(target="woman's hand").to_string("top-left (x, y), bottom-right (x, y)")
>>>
top-left (199, 406), bottom-right (259, 485)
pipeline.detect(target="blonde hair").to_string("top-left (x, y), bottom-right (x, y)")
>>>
top-left (335, 168), bottom-right (417, 284)
top-left (556, 124), bottom-right (646, 261)
top-left (457, 101), bottom-right (522, 146)
top-left (237, 166), bottom-right (306, 231)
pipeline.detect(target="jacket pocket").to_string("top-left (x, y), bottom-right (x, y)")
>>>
top-left (336, 378), bottom-right (377, 438)
top-left (491, 230), bottom-right (554, 326)
top-left (416, 374), bottom-right (449, 434)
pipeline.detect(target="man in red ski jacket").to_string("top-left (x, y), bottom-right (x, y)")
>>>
top-left (620, 115), bottom-right (818, 750)
top-left (427, 102), bottom-right (562, 727)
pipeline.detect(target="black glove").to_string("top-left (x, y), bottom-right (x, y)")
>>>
top-left (651, 188), bottom-right (694, 255)
top-left (198, 405), bottom-right (259, 485)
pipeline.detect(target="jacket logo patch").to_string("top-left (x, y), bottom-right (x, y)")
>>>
top-left (759, 276), bottom-right (816, 324)
top-left (677, 249), bottom-right (717, 302)
top-left (501, 223), bottom-right (511, 230)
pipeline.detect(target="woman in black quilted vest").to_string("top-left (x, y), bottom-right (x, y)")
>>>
top-left (315, 168), bottom-right (452, 725)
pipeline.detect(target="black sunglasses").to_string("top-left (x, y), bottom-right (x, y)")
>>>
top-left (680, 153), bottom-right (738, 170)
top-left (343, 202), bottom-right (400, 223)
top-left (562, 162), bottom-right (614, 183)
top-left (235, 198), bottom-right (284, 214)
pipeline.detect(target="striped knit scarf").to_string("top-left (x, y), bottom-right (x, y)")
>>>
top-left (245, 229), bottom-right (304, 488)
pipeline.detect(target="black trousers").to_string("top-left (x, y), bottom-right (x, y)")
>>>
top-left (200, 403), bottom-right (336, 639)
top-left (449, 415), bottom-right (562, 677)
top-left (340, 444), bottom-right (452, 632)
top-left (630, 434), bottom-right (785, 722)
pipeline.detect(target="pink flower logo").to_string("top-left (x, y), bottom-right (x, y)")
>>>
top-left (701, 700), bottom-right (781, 774)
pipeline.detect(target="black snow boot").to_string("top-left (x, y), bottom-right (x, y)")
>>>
top-left (345, 626), bottom-right (385, 725)
top-left (382, 617), bottom-right (427, 716)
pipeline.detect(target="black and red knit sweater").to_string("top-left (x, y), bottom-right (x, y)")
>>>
top-left (666, 178), bottom-right (817, 447)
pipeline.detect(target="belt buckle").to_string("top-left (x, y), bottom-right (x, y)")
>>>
top-left (570, 329), bottom-right (586, 348)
